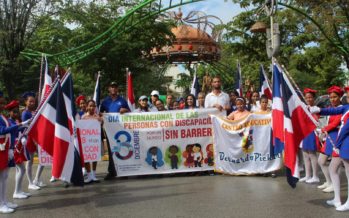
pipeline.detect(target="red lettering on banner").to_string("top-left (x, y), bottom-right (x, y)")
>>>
top-left (81, 129), bottom-right (100, 135)
top-left (165, 130), bottom-right (178, 139)
top-left (180, 128), bottom-right (212, 138)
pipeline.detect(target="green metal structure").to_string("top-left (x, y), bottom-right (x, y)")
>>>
top-left (21, 0), bottom-right (349, 71)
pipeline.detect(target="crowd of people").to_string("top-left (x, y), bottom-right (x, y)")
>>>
top-left (1, 75), bottom-right (349, 213)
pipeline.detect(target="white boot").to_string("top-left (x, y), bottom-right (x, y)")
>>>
top-left (0, 204), bottom-right (14, 214)
top-left (317, 182), bottom-right (329, 189)
top-left (323, 184), bottom-right (334, 193)
top-left (336, 202), bottom-right (349, 211)
top-left (326, 199), bottom-right (341, 208)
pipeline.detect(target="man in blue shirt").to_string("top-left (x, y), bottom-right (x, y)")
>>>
top-left (100, 82), bottom-right (130, 180)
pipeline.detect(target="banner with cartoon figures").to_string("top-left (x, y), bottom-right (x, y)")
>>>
top-left (211, 113), bottom-right (282, 175)
top-left (103, 109), bottom-right (221, 177)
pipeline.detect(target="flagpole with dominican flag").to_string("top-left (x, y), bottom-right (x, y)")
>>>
top-left (126, 68), bottom-right (135, 111)
top-left (93, 71), bottom-right (101, 114)
top-left (259, 64), bottom-right (272, 99)
top-left (271, 61), bottom-right (318, 188)
top-left (234, 61), bottom-right (243, 97)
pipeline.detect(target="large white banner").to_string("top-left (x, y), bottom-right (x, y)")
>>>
top-left (103, 109), bottom-right (221, 177)
top-left (77, 120), bottom-right (102, 163)
top-left (212, 113), bottom-right (282, 175)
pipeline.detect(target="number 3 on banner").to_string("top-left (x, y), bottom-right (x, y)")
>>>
top-left (113, 131), bottom-right (133, 160)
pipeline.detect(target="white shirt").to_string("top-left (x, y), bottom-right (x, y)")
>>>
top-left (204, 91), bottom-right (230, 109)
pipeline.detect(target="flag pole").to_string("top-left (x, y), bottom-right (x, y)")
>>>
top-left (38, 54), bottom-right (44, 103)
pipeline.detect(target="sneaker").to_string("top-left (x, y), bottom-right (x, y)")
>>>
top-left (13, 193), bottom-right (29, 199)
top-left (28, 184), bottom-right (41, 190)
top-left (33, 180), bottom-right (47, 187)
top-left (306, 177), bottom-right (320, 184)
top-left (323, 185), bottom-right (334, 193)
top-left (299, 177), bottom-right (309, 182)
top-left (0, 205), bottom-right (14, 214)
top-left (326, 199), bottom-right (341, 208)
top-left (50, 176), bottom-right (57, 183)
top-left (317, 182), bottom-right (329, 189)
top-left (336, 203), bottom-right (349, 211)
top-left (84, 175), bottom-right (93, 184)
top-left (6, 202), bottom-right (18, 209)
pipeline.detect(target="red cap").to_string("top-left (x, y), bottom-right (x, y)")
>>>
top-left (4, 100), bottom-right (19, 110)
top-left (344, 87), bottom-right (349, 92)
top-left (75, 95), bottom-right (86, 105)
top-left (304, 88), bottom-right (317, 95)
top-left (327, 85), bottom-right (344, 97)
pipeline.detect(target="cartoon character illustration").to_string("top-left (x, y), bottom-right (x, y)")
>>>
top-left (182, 144), bottom-right (194, 168)
top-left (192, 143), bottom-right (203, 167)
top-left (204, 144), bottom-right (214, 166)
top-left (239, 128), bottom-right (254, 153)
top-left (145, 146), bottom-right (164, 169)
top-left (165, 145), bottom-right (182, 169)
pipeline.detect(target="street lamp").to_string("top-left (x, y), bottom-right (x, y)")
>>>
top-left (250, 0), bottom-right (280, 59)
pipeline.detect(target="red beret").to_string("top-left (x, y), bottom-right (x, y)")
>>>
top-left (75, 95), bottom-right (86, 105)
top-left (344, 87), bottom-right (349, 92)
top-left (4, 100), bottom-right (19, 110)
top-left (327, 85), bottom-right (344, 97)
top-left (304, 88), bottom-right (317, 95)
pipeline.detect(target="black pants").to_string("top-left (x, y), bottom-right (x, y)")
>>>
top-left (104, 129), bottom-right (117, 176)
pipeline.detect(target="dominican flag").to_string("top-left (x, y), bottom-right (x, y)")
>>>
top-left (61, 72), bottom-right (84, 186)
top-left (40, 56), bottom-right (52, 101)
top-left (27, 80), bottom-right (83, 185)
top-left (272, 63), bottom-right (317, 188)
top-left (234, 62), bottom-right (243, 97)
top-left (259, 65), bottom-right (272, 99)
top-left (190, 72), bottom-right (200, 98)
top-left (126, 69), bottom-right (135, 111)
top-left (93, 72), bottom-right (101, 113)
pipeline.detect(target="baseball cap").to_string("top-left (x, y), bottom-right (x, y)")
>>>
top-left (109, 81), bottom-right (118, 87)
top-left (139, 95), bottom-right (148, 101)
top-left (150, 90), bottom-right (159, 96)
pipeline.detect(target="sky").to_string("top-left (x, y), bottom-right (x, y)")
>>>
top-left (179, 0), bottom-right (244, 24)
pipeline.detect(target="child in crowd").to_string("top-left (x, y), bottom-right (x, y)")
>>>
top-left (82, 100), bottom-right (102, 183)
top-left (227, 97), bottom-right (250, 120)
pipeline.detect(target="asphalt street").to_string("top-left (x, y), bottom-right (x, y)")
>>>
top-left (2, 162), bottom-right (349, 218)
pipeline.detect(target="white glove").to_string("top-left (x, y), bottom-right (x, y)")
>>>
top-left (334, 148), bottom-right (340, 155)
top-left (309, 106), bottom-right (320, 114)
top-left (21, 119), bottom-right (30, 127)
top-left (20, 136), bottom-right (27, 146)
top-left (8, 149), bottom-right (14, 160)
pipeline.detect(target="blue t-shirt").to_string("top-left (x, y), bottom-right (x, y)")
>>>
top-left (100, 96), bottom-right (130, 113)
top-left (21, 109), bottom-right (33, 122)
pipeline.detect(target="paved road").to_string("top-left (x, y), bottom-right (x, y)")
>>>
top-left (2, 162), bottom-right (349, 218)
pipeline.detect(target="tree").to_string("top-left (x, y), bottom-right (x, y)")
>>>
top-left (0, 0), bottom-right (62, 98)
top-left (220, 0), bottom-right (347, 93)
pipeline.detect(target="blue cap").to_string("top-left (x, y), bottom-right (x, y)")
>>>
top-left (0, 90), bottom-right (3, 97)
top-left (22, 91), bottom-right (36, 99)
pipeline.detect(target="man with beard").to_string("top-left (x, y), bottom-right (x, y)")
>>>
top-left (204, 76), bottom-right (230, 112)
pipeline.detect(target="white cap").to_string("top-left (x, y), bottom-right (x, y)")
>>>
top-left (139, 95), bottom-right (148, 101)
top-left (150, 90), bottom-right (160, 96)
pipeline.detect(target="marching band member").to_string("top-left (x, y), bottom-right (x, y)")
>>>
top-left (0, 92), bottom-right (28, 213)
top-left (316, 86), bottom-right (342, 198)
top-left (4, 101), bottom-right (31, 199)
top-left (311, 86), bottom-right (349, 211)
top-left (21, 92), bottom-right (43, 190)
top-left (299, 88), bottom-right (320, 184)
